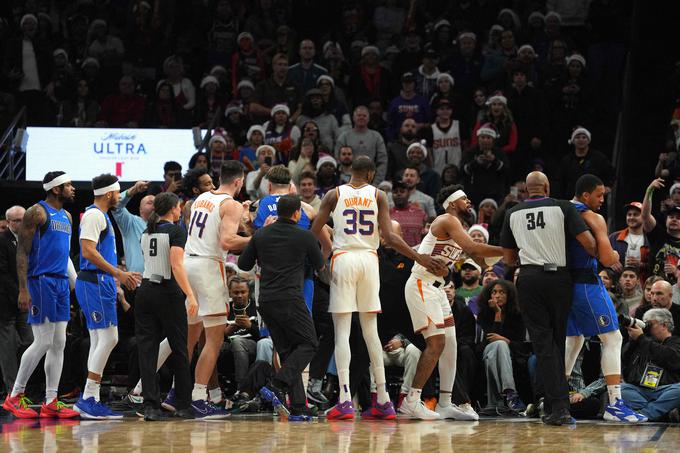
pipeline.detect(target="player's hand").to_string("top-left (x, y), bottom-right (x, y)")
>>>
top-left (117, 270), bottom-right (141, 290)
top-left (627, 324), bottom-right (644, 340)
top-left (18, 288), bottom-right (31, 312)
top-left (569, 392), bottom-right (585, 404)
top-left (647, 178), bottom-right (665, 193)
top-left (129, 180), bottom-right (149, 196)
top-left (416, 254), bottom-right (448, 277)
top-left (186, 295), bottom-right (199, 317)
top-left (383, 339), bottom-right (403, 352)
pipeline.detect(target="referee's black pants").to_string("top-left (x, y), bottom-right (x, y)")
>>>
top-left (516, 268), bottom-right (573, 414)
top-left (135, 280), bottom-right (192, 410)
top-left (258, 298), bottom-right (319, 408)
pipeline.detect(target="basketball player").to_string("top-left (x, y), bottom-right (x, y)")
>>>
top-left (184, 160), bottom-right (250, 418)
top-left (400, 185), bottom-right (502, 420)
top-left (311, 155), bottom-right (445, 420)
top-left (74, 174), bottom-right (141, 419)
top-left (564, 174), bottom-right (647, 422)
top-left (2, 172), bottom-right (79, 419)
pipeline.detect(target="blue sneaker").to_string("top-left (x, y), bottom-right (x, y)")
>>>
top-left (259, 386), bottom-right (290, 417)
top-left (74, 397), bottom-right (123, 420)
top-left (504, 390), bottom-right (527, 413)
top-left (603, 398), bottom-right (648, 423)
top-left (161, 388), bottom-right (176, 412)
top-left (191, 400), bottom-right (230, 420)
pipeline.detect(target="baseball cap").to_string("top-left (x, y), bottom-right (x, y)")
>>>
top-left (423, 48), bottom-right (438, 59)
top-left (624, 202), bottom-right (642, 212)
top-left (461, 258), bottom-right (481, 273)
top-left (668, 206), bottom-right (680, 217)
top-left (401, 72), bottom-right (415, 83)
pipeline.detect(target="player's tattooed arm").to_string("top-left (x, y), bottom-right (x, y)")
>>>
top-left (16, 204), bottom-right (46, 310)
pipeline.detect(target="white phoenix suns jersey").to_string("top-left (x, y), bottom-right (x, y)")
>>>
top-left (331, 184), bottom-right (380, 252)
top-left (431, 120), bottom-right (462, 173)
top-left (411, 227), bottom-right (464, 279)
top-left (184, 191), bottom-right (232, 260)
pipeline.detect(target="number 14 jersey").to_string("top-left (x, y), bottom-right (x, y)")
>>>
top-left (184, 191), bottom-right (233, 260)
top-left (331, 184), bottom-right (380, 252)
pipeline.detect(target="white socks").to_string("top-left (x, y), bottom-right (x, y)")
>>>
top-left (333, 313), bottom-right (352, 403)
top-left (406, 387), bottom-right (422, 403)
top-left (192, 384), bottom-right (207, 402)
top-left (208, 387), bottom-right (223, 404)
top-left (437, 327), bottom-right (457, 407)
top-left (83, 378), bottom-right (101, 401)
top-left (607, 384), bottom-right (622, 403)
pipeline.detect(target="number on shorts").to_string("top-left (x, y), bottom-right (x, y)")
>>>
top-left (189, 211), bottom-right (208, 238)
top-left (149, 237), bottom-right (157, 256)
top-left (343, 209), bottom-right (374, 235)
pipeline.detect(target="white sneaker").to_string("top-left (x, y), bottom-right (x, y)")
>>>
top-left (398, 398), bottom-right (441, 420)
top-left (459, 403), bottom-right (480, 421)
top-left (435, 403), bottom-right (479, 421)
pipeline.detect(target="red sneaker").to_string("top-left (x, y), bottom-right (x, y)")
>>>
top-left (40, 400), bottom-right (80, 419)
top-left (325, 401), bottom-right (355, 420)
top-left (3, 394), bottom-right (39, 419)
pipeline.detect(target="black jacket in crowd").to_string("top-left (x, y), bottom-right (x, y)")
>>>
top-left (622, 334), bottom-right (680, 387)
top-left (553, 147), bottom-right (616, 199)
top-left (0, 229), bottom-right (19, 319)
top-left (226, 296), bottom-right (261, 341)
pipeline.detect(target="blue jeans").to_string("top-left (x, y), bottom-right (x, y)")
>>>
top-left (621, 382), bottom-right (680, 421)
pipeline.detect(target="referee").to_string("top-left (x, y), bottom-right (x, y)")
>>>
top-left (238, 195), bottom-right (325, 420)
top-left (135, 192), bottom-right (199, 421)
top-left (500, 171), bottom-right (596, 425)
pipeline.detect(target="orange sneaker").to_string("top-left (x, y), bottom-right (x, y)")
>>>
top-left (40, 400), bottom-right (80, 419)
top-left (424, 396), bottom-right (437, 411)
top-left (3, 394), bottom-right (39, 419)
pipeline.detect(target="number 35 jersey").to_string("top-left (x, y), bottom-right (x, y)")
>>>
top-left (331, 184), bottom-right (380, 252)
top-left (184, 191), bottom-right (233, 260)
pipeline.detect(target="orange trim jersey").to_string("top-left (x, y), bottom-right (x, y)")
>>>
top-left (331, 184), bottom-right (380, 252)
top-left (411, 227), bottom-right (464, 279)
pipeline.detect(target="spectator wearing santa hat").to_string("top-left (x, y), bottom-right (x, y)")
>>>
top-left (405, 141), bottom-right (441, 200)
top-left (263, 103), bottom-right (301, 164)
top-left (463, 124), bottom-right (510, 206)
top-left (552, 126), bottom-right (615, 199)
top-left (470, 93), bottom-right (518, 154)
top-left (230, 32), bottom-right (266, 96)
top-left (347, 45), bottom-right (393, 107)
top-left (194, 75), bottom-right (227, 129)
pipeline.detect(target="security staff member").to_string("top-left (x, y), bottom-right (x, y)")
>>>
top-left (135, 193), bottom-right (199, 421)
top-left (238, 195), bottom-right (325, 419)
top-left (500, 171), bottom-right (596, 425)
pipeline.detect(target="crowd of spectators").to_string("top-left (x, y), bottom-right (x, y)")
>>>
top-left (10, 0), bottom-right (680, 424)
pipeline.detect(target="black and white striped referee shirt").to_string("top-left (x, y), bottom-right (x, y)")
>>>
top-left (500, 197), bottom-right (588, 266)
top-left (141, 221), bottom-right (187, 281)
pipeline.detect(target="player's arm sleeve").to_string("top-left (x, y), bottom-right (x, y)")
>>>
top-left (67, 257), bottom-right (77, 290)
top-left (499, 210), bottom-right (517, 249)
top-left (236, 234), bottom-right (257, 271)
top-left (79, 210), bottom-right (107, 243)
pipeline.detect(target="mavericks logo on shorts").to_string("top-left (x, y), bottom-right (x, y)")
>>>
top-left (598, 315), bottom-right (610, 328)
top-left (31, 305), bottom-right (40, 317)
top-left (91, 311), bottom-right (103, 323)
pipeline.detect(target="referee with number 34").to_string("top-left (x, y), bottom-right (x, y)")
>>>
top-left (135, 193), bottom-right (199, 421)
top-left (500, 171), bottom-right (596, 426)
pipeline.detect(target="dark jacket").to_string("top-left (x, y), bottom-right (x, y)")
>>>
top-left (622, 334), bottom-right (680, 387)
top-left (378, 247), bottom-right (416, 345)
top-left (462, 146), bottom-right (509, 205)
top-left (553, 148), bottom-right (616, 199)
top-left (451, 296), bottom-right (477, 348)
top-left (477, 307), bottom-right (526, 347)
top-left (0, 229), bottom-right (19, 318)
top-left (507, 85), bottom-right (549, 146)
top-left (226, 296), bottom-right (260, 341)
top-left (2, 37), bottom-right (53, 90)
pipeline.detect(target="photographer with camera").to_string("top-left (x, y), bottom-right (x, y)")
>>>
top-left (621, 308), bottom-right (680, 422)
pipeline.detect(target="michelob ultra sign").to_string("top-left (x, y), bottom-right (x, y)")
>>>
top-left (25, 127), bottom-right (199, 181)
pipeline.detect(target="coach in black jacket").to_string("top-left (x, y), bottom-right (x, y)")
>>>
top-left (0, 206), bottom-right (33, 394)
top-left (238, 195), bottom-right (325, 415)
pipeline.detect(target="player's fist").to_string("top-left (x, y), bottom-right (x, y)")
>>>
top-left (18, 288), bottom-right (31, 312)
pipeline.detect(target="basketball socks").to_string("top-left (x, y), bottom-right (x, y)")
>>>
top-left (357, 313), bottom-right (390, 405)
top-left (208, 388), bottom-right (223, 404)
top-left (406, 388), bottom-right (422, 403)
top-left (192, 384), bottom-right (207, 402)
top-left (437, 326), bottom-right (457, 408)
top-left (607, 384), bottom-right (622, 403)
top-left (338, 370), bottom-right (351, 403)
top-left (83, 379), bottom-right (101, 401)
top-left (438, 392), bottom-right (452, 408)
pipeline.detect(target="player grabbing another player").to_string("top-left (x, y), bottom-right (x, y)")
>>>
top-left (564, 174), bottom-right (647, 423)
top-left (400, 186), bottom-right (502, 420)
top-left (74, 174), bottom-right (141, 419)
top-left (311, 155), bottom-right (445, 420)
top-left (3, 172), bottom-right (79, 419)
top-left (184, 160), bottom-right (250, 419)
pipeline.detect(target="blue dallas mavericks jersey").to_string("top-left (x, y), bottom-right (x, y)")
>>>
top-left (79, 205), bottom-right (117, 270)
top-left (253, 194), bottom-right (311, 230)
top-left (569, 201), bottom-right (597, 274)
top-left (28, 201), bottom-right (72, 277)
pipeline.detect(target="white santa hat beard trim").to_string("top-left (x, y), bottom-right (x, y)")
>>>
top-left (476, 127), bottom-right (498, 139)
top-left (93, 182), bottom-right (120, 196)
top-left (442, 190), bottom-right (467, 209)
top-left (43, 174), bottom-right (72, 191)
top-left (568, 127), bottom-right (591, 144)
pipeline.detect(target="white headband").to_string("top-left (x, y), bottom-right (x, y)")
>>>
top-left (43, 174), bottom-right (72, 191)
top-left (93, 182), bottom-right (120, 196)
top-left (442, 190), bottom-right (466, 209)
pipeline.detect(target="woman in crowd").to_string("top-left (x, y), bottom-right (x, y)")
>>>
top-left (470, 94), bottom-right (518, 154)
top-left (288, 137), bottom-right (321, 183)
top-left (263, 104), bottom-right (300, 165)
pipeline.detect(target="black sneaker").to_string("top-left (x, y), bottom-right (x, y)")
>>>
top-left (542, 409), bottom-right (576, 426)
top-left (173, 408), bottom-right (195, 419)
top-left (144, 407), bottom-right (170, 421)
top-left (289, 405), bottom-right (316, 421)
top-left (307, 388), bottom-right (329, 405)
